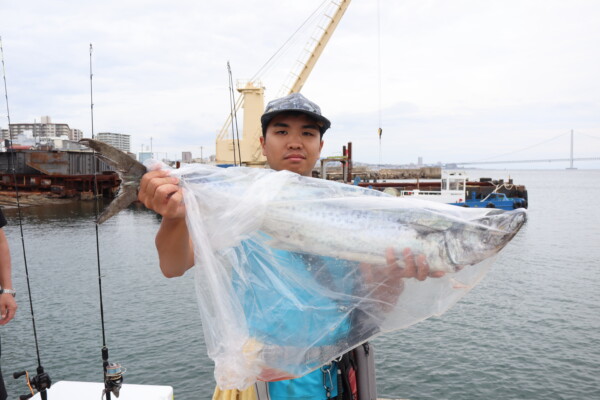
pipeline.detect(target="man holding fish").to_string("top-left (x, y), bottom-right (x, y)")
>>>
top-left (138, 93), bottom-right (441, 400)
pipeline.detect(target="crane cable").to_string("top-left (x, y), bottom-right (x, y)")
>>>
top-left (250, 0), bottom-right (330, 84)
top-left (227, 62), bottom-right (242, 166)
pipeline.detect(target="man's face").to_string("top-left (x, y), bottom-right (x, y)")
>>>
top-left (260, 112), bottom-right (324, 176)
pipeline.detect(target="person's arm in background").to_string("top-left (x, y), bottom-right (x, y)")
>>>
top-left (0, 227), bottom-right (17, 325)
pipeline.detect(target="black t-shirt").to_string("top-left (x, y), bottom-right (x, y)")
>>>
top-left (0, 208), bottom-right (6, 229)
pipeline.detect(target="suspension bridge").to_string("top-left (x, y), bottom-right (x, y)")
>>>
top-left (448, 130), bottom-right (600, 168)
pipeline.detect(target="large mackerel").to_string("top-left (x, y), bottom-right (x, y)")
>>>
top-left (81, 138), bottom-right (526, 273)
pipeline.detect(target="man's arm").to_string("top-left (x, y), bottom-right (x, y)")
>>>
top-left (138, 170), bottom-right (194, 277)
top-left (0, 228), bottom-right (17, 325)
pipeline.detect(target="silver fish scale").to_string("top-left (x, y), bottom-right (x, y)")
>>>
top-left (261, 200), bottom-right (453, 271)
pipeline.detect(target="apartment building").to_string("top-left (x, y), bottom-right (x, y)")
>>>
top-left (97, 132), bottom-right (131, 153)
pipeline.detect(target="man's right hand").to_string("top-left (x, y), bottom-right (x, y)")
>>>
top-left (139, 170), bottom-right (194, 277)
top-left (138, 170), bottom-right (186, 219)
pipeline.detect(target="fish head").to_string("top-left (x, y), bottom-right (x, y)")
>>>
top-left (444, 209), bottom-right (527, 268)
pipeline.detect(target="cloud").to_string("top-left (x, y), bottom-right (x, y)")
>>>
top-left (1, 0), bottom-right (599, 167)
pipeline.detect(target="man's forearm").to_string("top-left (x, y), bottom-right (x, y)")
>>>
top-left (155, 217), bottom-right (194, 278)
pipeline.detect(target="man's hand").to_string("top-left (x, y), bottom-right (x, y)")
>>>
top-left (138, 170), bottom-right (185, 219)
top-left (360, 248), bottom-right (445, 312)
top-left (139, 170), bottom-right (195, 277)
top-left (0, 293), bottom-right (17, 325)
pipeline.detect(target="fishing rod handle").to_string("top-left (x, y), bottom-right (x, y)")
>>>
top-left (13, 370), bottom-right (27, 379)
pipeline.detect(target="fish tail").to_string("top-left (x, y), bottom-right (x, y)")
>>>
top-left (79, 138), bottom-right (147, 224)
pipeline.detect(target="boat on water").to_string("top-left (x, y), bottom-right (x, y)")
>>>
top-left (361, 170), bottom-right (529, 210)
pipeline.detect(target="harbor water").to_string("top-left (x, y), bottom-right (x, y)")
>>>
top-left (1, 169), bottom-right (599, 399)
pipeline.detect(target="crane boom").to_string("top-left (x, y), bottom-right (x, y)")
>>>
top-left (286, 0), bottom-right (351, 94)
top-left (215, 0), bottom-right (351, 166)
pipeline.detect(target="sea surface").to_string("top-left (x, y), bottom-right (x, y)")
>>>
top-left (1, 169), bottom-right (599, 400)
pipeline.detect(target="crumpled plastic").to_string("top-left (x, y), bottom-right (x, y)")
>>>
top-left (164, 163), bottom-right (526, 390)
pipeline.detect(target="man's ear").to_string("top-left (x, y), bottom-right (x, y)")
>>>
top-left (260, 136), bottom-right (266, 156)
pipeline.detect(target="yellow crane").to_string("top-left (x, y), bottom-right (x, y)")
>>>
top-left (215, 0), bottom-right (351, 166)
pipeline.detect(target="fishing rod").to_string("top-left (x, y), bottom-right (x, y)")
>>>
top-left (227, 61), bottom-right (242, 166)
top-left (376, 0), bottom-right (383, 170)
top-left (89, 43), bottom-right (125, 400)
top-left (1, 35), bottom-right (52, 400)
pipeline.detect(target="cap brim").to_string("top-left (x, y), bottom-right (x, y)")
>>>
top-left (261, 110), bottom-right (331, 134)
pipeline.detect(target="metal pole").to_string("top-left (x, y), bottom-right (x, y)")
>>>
top-left (570, 129), bottom-right (574, 169)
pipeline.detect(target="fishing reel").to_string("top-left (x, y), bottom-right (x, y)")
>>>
top-left (13, 366), bottom-right (52, 400)
top-left (103, 362), bottom-right (126, 398)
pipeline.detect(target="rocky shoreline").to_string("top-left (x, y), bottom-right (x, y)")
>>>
top-left (0, 192), bottom-right (76, 208)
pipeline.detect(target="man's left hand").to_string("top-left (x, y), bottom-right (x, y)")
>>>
top-left (359, 248), bottom-right (445, 312)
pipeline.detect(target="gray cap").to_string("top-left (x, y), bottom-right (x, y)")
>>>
top-left (261, 92), bottom-right (331, 135)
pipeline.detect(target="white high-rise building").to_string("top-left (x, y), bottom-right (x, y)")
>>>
top-left (7, 116), bottom-right (83, 141)
top-left (70, 129), bottom-right (83, 141)
top-left (97, 132), bottom-right (131, 153)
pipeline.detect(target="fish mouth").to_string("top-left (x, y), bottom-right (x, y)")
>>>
top-left (445, 208), bottom-right (527, 268)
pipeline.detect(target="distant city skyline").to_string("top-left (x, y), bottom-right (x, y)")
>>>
top-left (1, 116), bottom-right (83, 142)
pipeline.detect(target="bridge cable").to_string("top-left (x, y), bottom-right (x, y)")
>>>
top-left (464, 130), bottom-right (570, 163)
top-left (576, 131), bottom-right (600, 141)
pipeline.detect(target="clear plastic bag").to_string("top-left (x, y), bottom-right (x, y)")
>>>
top-left (168, 164), bottom-right (526, 389)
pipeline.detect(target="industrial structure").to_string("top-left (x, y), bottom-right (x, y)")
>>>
top-left (0, 149), bottom-right (119, 198)
top-left (215, 0), bottom-right (350, 167)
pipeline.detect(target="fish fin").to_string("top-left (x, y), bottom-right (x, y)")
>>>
top-left (97, 187), bottom-right (139, 224)
top-left (79, 138), bottom-right (146, 177)
top-left (79, 138), bottom-right (147, 224)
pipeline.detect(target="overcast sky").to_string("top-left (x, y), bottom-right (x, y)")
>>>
top-left (1, 0), bottom-right (599, 168)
